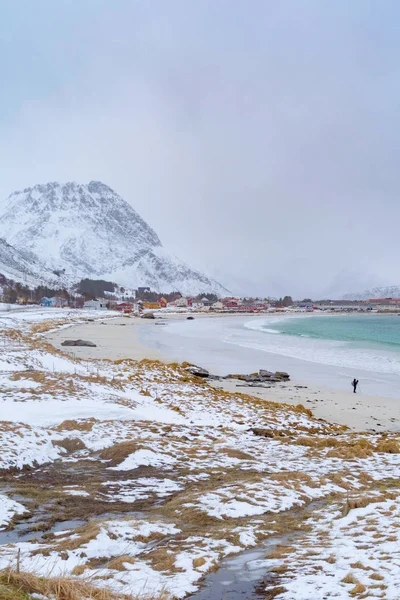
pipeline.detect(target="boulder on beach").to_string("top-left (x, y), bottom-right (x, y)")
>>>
top-left (61, 339), bottom-right (97, 347)
top-left (275, 371), bottom-right (290, 380)
top-left (185, 365), bottom-right (210, 378)
top-left (259, 369), bottom-right (274, 378)
top-left (141, 312), bottom-right (155, 319)
top-left (225, 369), bottom-right (290, 383)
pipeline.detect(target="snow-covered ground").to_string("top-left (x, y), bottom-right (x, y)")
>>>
top-left (0, 308), bottom-right (398, 599)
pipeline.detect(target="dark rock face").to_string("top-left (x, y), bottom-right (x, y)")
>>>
top-left (61, 339), bottom-right (97, 347)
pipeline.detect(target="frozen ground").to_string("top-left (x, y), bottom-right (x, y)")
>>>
top-left (0, 308), bottom-right (398, 599)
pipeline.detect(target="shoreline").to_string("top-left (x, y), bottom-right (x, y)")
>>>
top-left (46, 314), bottom-right (400, 433)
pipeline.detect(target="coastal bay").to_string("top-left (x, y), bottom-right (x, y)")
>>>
top-left (47, 313), bottom-right (400, 433)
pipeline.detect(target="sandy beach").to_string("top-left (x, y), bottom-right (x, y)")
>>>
top-left (46, 314), bottom-right (400, 433)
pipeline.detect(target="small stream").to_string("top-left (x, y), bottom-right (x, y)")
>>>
top-left (188, 534), bottom-right (293, 600)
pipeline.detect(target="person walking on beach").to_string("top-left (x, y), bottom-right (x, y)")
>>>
top-left (352, 378), bottom-right (359, 393)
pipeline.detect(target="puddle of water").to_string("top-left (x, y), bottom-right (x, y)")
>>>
top-left (189, 501), bottom-right (326, 600)
top-left (0, 519), bottom-right (86, 545)
top-left (188, 536), bottom-right (288, 600)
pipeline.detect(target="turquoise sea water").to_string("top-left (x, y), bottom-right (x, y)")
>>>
top-left (266, 315), bottom-right (400, 351)
top-left (141, 314), bottom-right (400, 396)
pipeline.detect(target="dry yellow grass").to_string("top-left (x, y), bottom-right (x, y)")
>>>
top-left (145, 547), bottom-right (184, 574)
top-left (0, 567), bottom-right (155, 600)
top-left (264, 587), bottom-right (288, 600)
top-left (106, 556), bottom-right (137, 571)
top-left (370, 572), bottom-right (384, 581)
top-left (55, 419), bottom-right (98, 432)
top-left (376, 439), bottom-right (400, 453)
top-left (324, 554), bottom-right (336, 564)
top-left (48, 522), bottom-right (101, 552)
top-left (349, 582), bottom-right (366, 595)
top-left (350, 561), bottom-right (371, 571)
top-left (192, 557), bottom-right (206, 569)
top-left (265, 545), bottom-right (293, 559)
top-left (53, 438), bottom-right (87, 452)
top-left (99, 441), bottom-right (146, 465)
top-left (342, 573), bottom-right (358, 584)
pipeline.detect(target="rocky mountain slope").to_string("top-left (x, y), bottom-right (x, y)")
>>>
top-left (343, 286), bottom-right (400, 301)
top-left (0, 238), bottom-right (63, 288)
top-left (0, 181), bottom-right (228, 295)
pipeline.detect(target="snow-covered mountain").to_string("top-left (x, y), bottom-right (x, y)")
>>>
top-left (0, 238), bottom-right (64, 288)
top-left (343, 286), bottom-right (400, 301)
top-left (0, 181), bottom-right (228, 295)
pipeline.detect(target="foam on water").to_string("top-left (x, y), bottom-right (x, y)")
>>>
top-left (239, 315), bottom-right (400, 376)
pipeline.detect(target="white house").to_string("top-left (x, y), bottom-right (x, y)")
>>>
top-left (83, 299), bottom-right (107, 310)
top-left (212, 301), bottom-right (224, 310)
top-left (175, 297), bottom-right (188, 307)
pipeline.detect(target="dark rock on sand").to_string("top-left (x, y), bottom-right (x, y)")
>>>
top-left (225, 369), bottom-right (290, 384)
top-left (61, 339), bottom-right (97, 347)
top-left (259, 369), bottom-right (274, 378)
top-left (185, 365), bottom-right (210, 378)
top-left (275, 371), bottom-right (290, 380)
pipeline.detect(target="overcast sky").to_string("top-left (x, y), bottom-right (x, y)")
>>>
top-left (1, 0), bottom-right (400, 298)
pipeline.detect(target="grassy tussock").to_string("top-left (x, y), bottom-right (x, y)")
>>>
top-left (327, 444), bottom-right (373, 459)
top-left (0, 567), bottom-right (142, 600)
top-left (264, 587), bottom-right (288, 599)
top-left (350, 561), bottom-right (371, 571)
top-left (342, 495), bottom-right (390, 517)
top-left (296, 434), bottom-right (400, 458)
top-left (342, 573), bottom-right (358, 584)
top-left (192, 557), bottom-right (206, 569)
top-left (219, 448), bottom-right (254, 461)
top-left (370, 572), bottom-right (384, 580)
top-left (145, 547), bottom-right (184, 574)
top-left (55, 419), bottom-right (97, 432)
top-left (106, 556), bottom-right (137, 571)
top-left (53, 438), bottom-right (87, 452)
top-left (375, 439), bottom-right (400, 453)
top-left (349, 582), bottom-right (366, 595)
top-left (265, 545), bottom-right (293, 559)
top-left (99, 441), bottom-right (146, 466)
top-left (49, 522), bottom-right (101, 552)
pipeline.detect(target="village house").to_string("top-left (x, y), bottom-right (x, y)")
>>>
top-left (200, 297), bottom-right (213, 306)
top-left (40, 297), bottom-right (57, 307)
top-left (367, 297), bottom-right (400, 309)
top-left (211, 301), bottom-right (224, 310)
top-left (175, 297), bottom-right (188, 307)
top-left (116, 302), bottom-right (134, 313)
top-left (83, 299), bottom-right (107, 310)
top-left (158, 297), bottom-right (167, 308)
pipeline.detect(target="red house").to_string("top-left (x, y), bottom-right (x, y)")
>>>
top-left (225, 300), bottom-right (239, 308)
top-left (158, 297), bottom-right (167, 308)
top-left (116, 302), bottom-right (133, 313)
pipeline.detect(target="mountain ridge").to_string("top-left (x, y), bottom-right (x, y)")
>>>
top-left (342, 286), bottom-right (400, 301)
